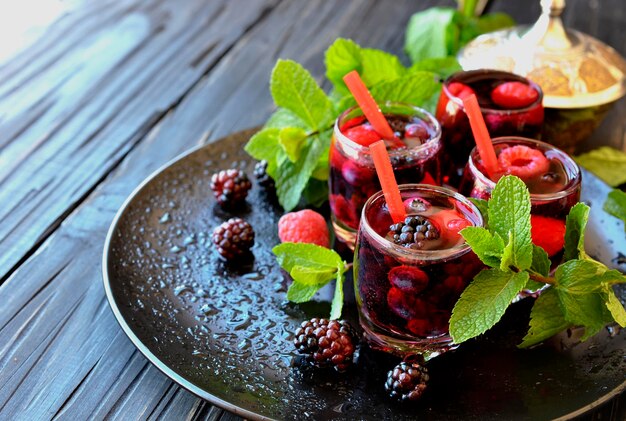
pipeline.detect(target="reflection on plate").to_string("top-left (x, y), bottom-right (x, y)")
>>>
top-left (103, 129), bottom-right (626, 420)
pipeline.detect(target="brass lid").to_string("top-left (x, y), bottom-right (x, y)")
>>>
top-left (457, 0), bottom-right (626, 108)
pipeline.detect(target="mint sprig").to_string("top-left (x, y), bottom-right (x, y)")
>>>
top-left (451, 175), bottom-right (626, 348)
top-left (604, 189), bottom-right (626, 232)
top-left (273, 242), bottom-right (348, 319)
top-left (245, 39), bottom-right (446, 211)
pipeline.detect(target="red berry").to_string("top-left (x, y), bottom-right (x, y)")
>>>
top-left (388, 265), bottom-right (429, 294)
top-left (343, 123), bottom-right (381, 147)
top-left (406, 319), bottom-right (431, 337)
top-left (497, 145), bottom-right (550, 181)
top-left (448, 82), bottom-right (475, 100)
top-left (491, 81), bottom-right (539, 109)
top-left (278, 210), bottom-right (330, 247)
top-left (330, 194), bottom-right (359, 230)
top-left (429, 210), bottom-right (468, 241)
top-left (405, 123), bottom-right (430, 141)
top-left (341, 160), bottom-right (374, 186)
top-left (443, 275), bottom-right (466, 294)
top-left (530, 215), bottom-right (566, 257)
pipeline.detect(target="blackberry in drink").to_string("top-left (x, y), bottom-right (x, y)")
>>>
top-left (354, 185), bottom-right (484, 359)
top-left (459, 136), bottom-right (581, 265)
top-left (436, 70), bottom-right (544, 186)
top-left (329, 103), bottom-right (442, 249)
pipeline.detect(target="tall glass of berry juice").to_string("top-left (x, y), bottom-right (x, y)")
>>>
top-left (354, 184), bottom-right (484, 359)
top-left (436, 70), bottom-right (544, 186)
top-left (459, 136), bottom-right (581, 264)
top-left (329, 103), bottom-right (442, 249)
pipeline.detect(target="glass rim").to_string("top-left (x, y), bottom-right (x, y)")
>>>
top-left (442, 69), bottom-right (544, 114)
top-left (359, 184), bottom-right (484, 262)
top-left (466, 136), bottom-right (582, 201)
top-left (333, 101), bottom-right (442, 158)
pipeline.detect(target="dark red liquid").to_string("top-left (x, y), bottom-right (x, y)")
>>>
top-left (436, 70), bottom-right (544, 186)
top-left (329, 114), bottom-right (441, 241)
top-left (355, 190), bottom-right (483, 350)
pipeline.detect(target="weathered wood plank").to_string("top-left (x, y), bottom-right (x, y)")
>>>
top-left (0, 0), bottom-right (280, 282)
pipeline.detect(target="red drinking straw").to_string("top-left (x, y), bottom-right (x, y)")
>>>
top-left (370, 140), bottom-right (406, 224)
top-left (462, 94), bottom-right (499, 178)
top-left (343, 70), bottom-right (396, 140)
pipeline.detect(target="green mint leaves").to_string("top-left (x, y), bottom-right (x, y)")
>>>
top-left (246, 39), bottom-right (446, 211)
top-left (273, 242), bottom-right (348, 319)
top-left (604, 189), bottom-right (626, 232)
top-left (575, 147), bottom-right (626, 187)
top-left (404, 6), bottom-right (514, 63)
top-left (452, 175), bottom-right (626, 348)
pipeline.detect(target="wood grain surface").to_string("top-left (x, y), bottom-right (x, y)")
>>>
top-left (0, 0), bottom-right (624, 420)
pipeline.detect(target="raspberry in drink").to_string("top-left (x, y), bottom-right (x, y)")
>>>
top-left (354, 185), bottom-right (484, 359)
top-left (436, 70), bottom-right (544, 186)
top-left (459, 136), bottom-right (581, 263)
top-left (329, 103), bottom-right (442, 249)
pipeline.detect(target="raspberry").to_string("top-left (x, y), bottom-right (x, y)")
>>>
top-left (491, 81), bottom-right (539, 109)
top-left (404, 122), bottom-right (430, 142)
top-left (293, 318), bottom-right (357, 372)
top-left (212, 218), bottom-right (254, 260)
top-left (497, 145), bottom-right (550, 181)
top-left (210, 169), bottom-right (251, 206)
top-left (253, 160), bottom-right (274, 188)
top-left (531, 215), bottom-right (566, 256)
top-left (330, 194), bottom-right (359, 230)
top-left (385, 361), bottom-right (429, 402)
top-left (388, 265), bottom-right (429, 294)
top-left (341, 160), bottom-right (374, 186)
top-left (388, 216), bottom-right (440, 250)
top-left (343, 123), bottom-right (382, 147)
top-left (278, 209), bottom-right (330, 247)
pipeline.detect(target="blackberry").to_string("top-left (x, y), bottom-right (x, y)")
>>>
top-left (253, 160), bottom-right (274, 188)
top-left (294, 318), bottom-right (357, 372)
top-left (385, 361), bottom-right (429, 402)
top-left (212, 218), bottom-right (254, 260)
top-left (389, 216), bottom-right (439, 249)
top-left (210, 169), bottom-right (251, 206)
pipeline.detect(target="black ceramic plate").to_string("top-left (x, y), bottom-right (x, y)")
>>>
top-left (103, 129), bottom-right (626, 421)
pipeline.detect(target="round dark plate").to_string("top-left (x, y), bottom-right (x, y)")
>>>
top-left (103, 129), bottom-right (626, 421)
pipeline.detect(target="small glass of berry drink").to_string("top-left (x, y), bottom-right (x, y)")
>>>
top-left (354, 184), bottom-right (484, 359)
top-left (435, 69), bottom-right (544, 186)
top-left (459, 136), bottom-right (581, 265)
top-left (329, 103), bottom-right (442, 249)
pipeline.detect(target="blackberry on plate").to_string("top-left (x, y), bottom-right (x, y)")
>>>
top-left (389, 216), bottom-right (439, 249)
top-left (385, 361), bottom-right (429, 402)
top-left (210, 169), bottom-right (251, 206)
top-left (253, 160), bottom-right (274, 188)
top-left (294, 318), bottom-right (357, 372)
top-left (212, 218), bottom-right (254, 260)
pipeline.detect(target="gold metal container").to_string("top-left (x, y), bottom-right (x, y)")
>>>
top-left (457, 0), bottom-right (626, 152)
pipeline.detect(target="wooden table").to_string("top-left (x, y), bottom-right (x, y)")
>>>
top-left (1, 0), bottom-right (624, 419)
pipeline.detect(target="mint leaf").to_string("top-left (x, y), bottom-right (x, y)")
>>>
top-left (450, 269), bottom-right (528, 343)
top-left (605, 287), bottom-right (626, 327)
top-left (564, 202), bottom-right (590, 260)
top-left (274, 134), bottom-right (325, 211)
top-left (273, 243), bottom-right (347, 319)
top-left (330, 265), bottom-right (345, 320)
top-left (325, 38), bottom-right (363, 95)
top-left (409, 57), bottom-right (462, 79)
top-left (575, 146), bottom-right (626, 187)
top-left (555, 259), bottom-right (606, 294)
top-left (475, 13), bottom-right (515, 34)
top-left (302, 178), bottom-right (329, 208)
top-left (244, 128), bottom-right (284, 178)
top-left (556, 290), bottom-right (609, 340)
top-left (530, 245), bottom-right (551, 277)
top-left (287, 281), bottom-right (327, 303)
top-left (360, 48), bottom-right (405, 86)
top-left (265, 108), bottom-right (309, 130)
top-left (338, 72), bottom-right (440, 112)
top-left (488, 176), bottom-right (533, 270)
top-left (278, 127), bottom-right (307, 163)
top-left (459, 226), bottom-right (503, 268)
top-left (273, 242), bottom-right (342, 272)
top-left (604, 189), bottom-right (626, 232)
top-left (270, 59), bottom-right (334, 131)
top-left (519, 288), bottom-right (569, 348)
top-left (469, 197), bottom-right (489, 228)
top-left (404, 8), bottom-right (459, 62)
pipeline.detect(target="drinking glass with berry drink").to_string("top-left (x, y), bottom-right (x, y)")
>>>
top-left (354, 184), bottom-right (484, 359)
top-left (459, 136), bottom-right (581, 266)
top-left (329, 103), bottom-right (442, 249)
top-left (435, 70), bottom-right (544, 186)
